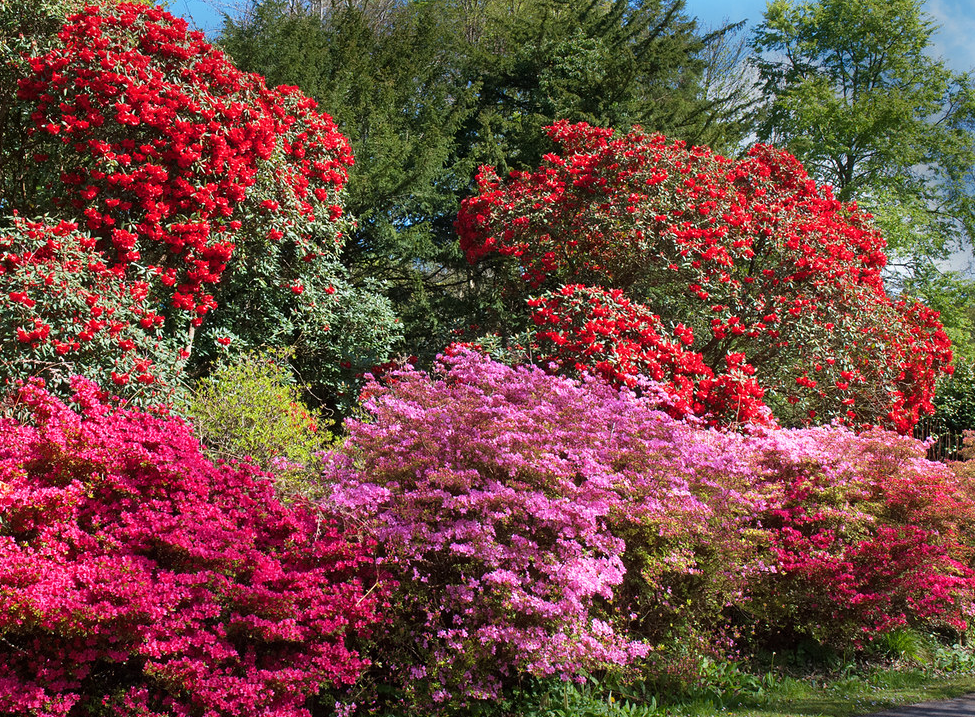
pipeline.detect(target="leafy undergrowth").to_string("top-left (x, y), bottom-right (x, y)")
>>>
top-left (501, 635), bottom-right (975, 717)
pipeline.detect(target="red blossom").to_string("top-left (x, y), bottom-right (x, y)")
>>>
top-left (16, 2), bottom-right (353, 321)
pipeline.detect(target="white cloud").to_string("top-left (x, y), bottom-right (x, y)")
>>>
top-left (927, 0), bottom-right (975, 73)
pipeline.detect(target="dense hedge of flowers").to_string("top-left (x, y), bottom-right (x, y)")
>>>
top-left (744, 426), bottom-right (975, 648)
top-left (322, 350), bottom-right (975, 713)
top-left (0, 378), bottom-right (384, 716)
top-left (326, 349), bottom-right (661, 709)
top-left (456, 121), bottom-right (953, 432)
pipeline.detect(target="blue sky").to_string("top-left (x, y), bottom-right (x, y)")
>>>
top-left (173, 0), bottom-right (975, 74)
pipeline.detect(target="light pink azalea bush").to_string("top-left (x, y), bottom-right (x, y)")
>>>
top-left (322, 349), bottom-right (975, 712)
top-left (0, 378), bottom-right (385, 717)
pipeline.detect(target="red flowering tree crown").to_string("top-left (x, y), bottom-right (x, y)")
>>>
top-left (456, 121), bottom-right (953, 431)
top-left (3, 2), bottom-right (400, 405)
top-left (15, 2), bottom-right (353, 321)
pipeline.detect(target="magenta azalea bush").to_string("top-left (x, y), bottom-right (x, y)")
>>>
top-left (322, 349), bottom-right (975, 712)
top-left (744, 426), bottom-right (975, 648)
top-left (0, 378), bottom-right (384, 717)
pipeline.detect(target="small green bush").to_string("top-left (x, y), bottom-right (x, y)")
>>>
top-left (182, 349), bottom-right (332, 499)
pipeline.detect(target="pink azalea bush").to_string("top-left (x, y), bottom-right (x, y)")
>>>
top-left (0, 378), bottom-right (385, 717)
top-left (322, 349), bottom-right (975, 711)
top-left (744, 426), bottom-right (975, 648)
top-left (323, 349), bottom-right (767, 710)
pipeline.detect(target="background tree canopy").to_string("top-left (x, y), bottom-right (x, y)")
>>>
top-left (750, 0), bottom-right (975, 358)
top-left (219, 0), bottom-right (755, 360)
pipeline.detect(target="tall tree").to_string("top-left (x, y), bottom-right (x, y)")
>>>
top-left (751, 0), bottom-right (973, 203)
top-left (220, 0), bottom-right (476, 351)
top-left (750, 0), bottom-right (975, 355)
top-left (458, 0), bottom-right (754, 173)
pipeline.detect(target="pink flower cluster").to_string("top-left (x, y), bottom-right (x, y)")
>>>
top-left (0, 378), bottom-right (384, 716)
top-left (748, 426), bottom-right (975, 647)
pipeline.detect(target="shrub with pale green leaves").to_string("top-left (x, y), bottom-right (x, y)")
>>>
top-left (184, 349), bottom-right (331, 499)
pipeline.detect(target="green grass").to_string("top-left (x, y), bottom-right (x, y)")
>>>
top-left (506, 663), bottom-right (975, 717)
top-left (672, 668), bottom-right (975, 717)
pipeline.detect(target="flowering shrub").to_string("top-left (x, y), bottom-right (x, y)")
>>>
top-left (744, 426), bottom-right (975, 648)
top-left (3, 2), bottom-right (399, 404)
top-left (15, 2), bottom-right (351, 320)
top-left (456, 121), bottom-right (953, 431)
top-left (323, 349), bottom-right (765, 711)
top-left (527, 284), bottom-right (771, 426)
top-left (183, 348), bottom-right (332, 499)
top-left (0, 215), bottom-right (185, 400)
top-left (321, 350), bottom-right (975, 711)
top-left (0, 378), bottom-right (384, 716)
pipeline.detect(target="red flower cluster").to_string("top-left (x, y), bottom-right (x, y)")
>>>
top-left (17, 2), bottom-right (353, 323)
top-left (456, 121), bottom-right (953, 431)
top-left (1, 215), bottom-right (180, 395)
top-left (527, 284), bottom-right (770, 426)
top-left (0, 377), bottom-right (384, 715)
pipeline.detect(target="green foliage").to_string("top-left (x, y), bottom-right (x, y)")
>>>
top-left (181, 349), bottom-right (332, 499)
top-left (461, 0), bottom-right (753, 171)
top-left (875, 629), bottom-right (936, 666)
top-left (220, 0), bottom-right (753, 364)
top-left (930, 640), bottom-right (975, 673)
top-left (220, 0), bottom-right (474, 358)
top-left (194, 244), bottom-right (403, 417)
top-left (751, 0), bottom-right (972, 202)
top-left (220, 0), bottom-right (472, 271)
top-left (751, 0), bottom-right (975, 328)
top-left (930, 358), bottom-right (975, 448)
top-left (514, 676), bottom-right (661, 717)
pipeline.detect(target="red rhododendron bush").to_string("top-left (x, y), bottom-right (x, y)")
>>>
top-left (456, 121), bottom-right (953, 433)
top-left (0, 216), bottom-right (184, 397)
top-left (526, 284), bottom-right (772, 426)
top-left (321, 349), bottom-right (975, 712)
top-left (0, 379), bottom-right (384, 716)
top-left (1, 2), bottom-right (398, 403)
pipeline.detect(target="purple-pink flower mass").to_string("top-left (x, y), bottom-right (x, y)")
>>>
top-left (319, 349), bottom-right (975, 711)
